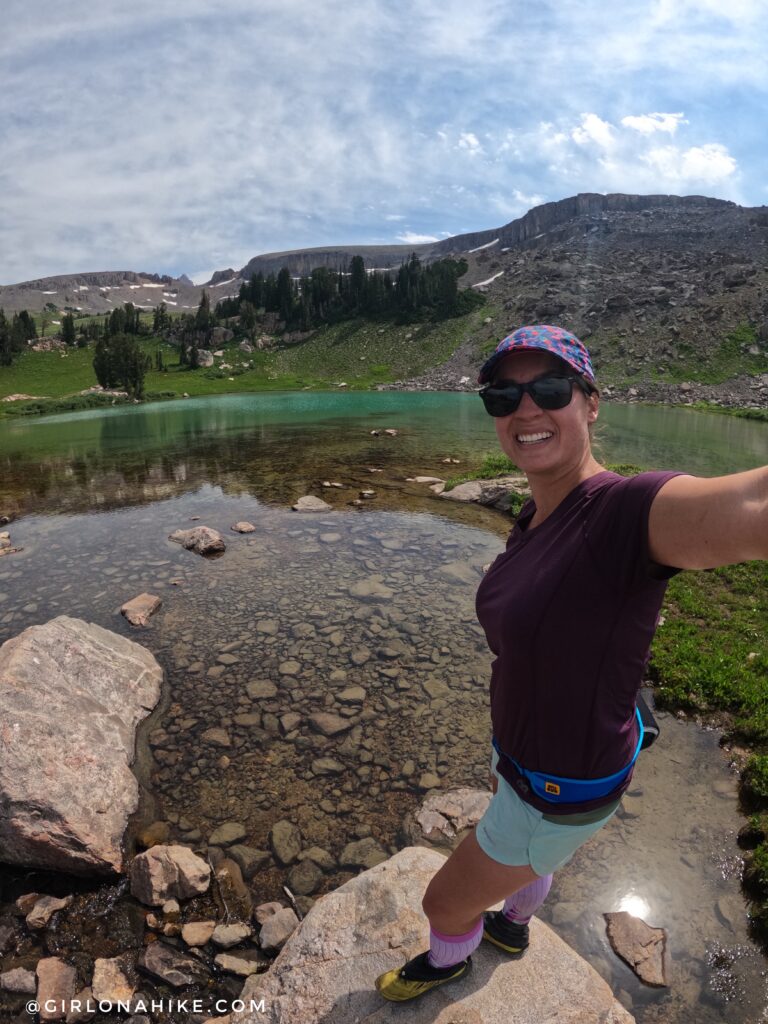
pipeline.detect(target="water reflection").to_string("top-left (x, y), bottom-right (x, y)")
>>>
top-left (617, 893), bottom-right (653, 920)
top-left (2, 393), bottom-right (767, 518)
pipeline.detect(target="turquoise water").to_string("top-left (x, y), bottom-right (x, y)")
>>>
top-left (1, 393), bottom-right (766, 517)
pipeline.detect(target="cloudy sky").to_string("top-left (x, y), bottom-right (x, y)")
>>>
top-left (2, 0), bottom-right (765, 284)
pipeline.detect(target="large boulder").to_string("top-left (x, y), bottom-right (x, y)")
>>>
top-left (0, 617), bottom-right (163, 875)
top-left (232, 846), bottom-right (634, 1023)
top-left (441, 475), bottom-right (529, 513)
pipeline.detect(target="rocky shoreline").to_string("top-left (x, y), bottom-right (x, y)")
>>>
top-left (378, 366), bottom-right (768, 410)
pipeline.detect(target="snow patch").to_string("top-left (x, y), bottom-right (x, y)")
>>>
top-left (42, 290), bottom-right (57, 295)
top-left (472, 271), bottom-right (504, 289)
top-left (468, 238), bottom-right (499, 254)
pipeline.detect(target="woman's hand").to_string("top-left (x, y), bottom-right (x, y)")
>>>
top-left (649, 467), bottom-right (768, 569)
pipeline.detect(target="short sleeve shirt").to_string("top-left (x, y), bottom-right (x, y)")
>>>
top-left (475, 469), bottom-right (683, 815)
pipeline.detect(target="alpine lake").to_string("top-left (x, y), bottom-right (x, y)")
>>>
top-left (1, 391), bottom-right (767, 1024)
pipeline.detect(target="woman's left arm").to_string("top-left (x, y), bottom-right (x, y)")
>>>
top-left (648, 467), bottom-right (768, 570)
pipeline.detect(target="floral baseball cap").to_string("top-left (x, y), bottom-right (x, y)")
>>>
top-left (478, 324), bottom-right (596, 385)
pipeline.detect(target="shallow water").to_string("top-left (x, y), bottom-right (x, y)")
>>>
top-left (1, 393), bottom-right (767, 1022)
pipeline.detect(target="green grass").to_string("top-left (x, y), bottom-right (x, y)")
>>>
top-left (268, 306), bottom-right (490, 386)
top-left (0, 304), bottom-right (491, 414)
top-left (649, 562), bottom-right (768, 741)
top-left (444, 452), bottom-right (521, 490)
top-left (648, 323), bottom-right (767, 385)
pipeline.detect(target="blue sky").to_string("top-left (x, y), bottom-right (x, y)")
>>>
top-left (1, 0), bottom-right (765, 284)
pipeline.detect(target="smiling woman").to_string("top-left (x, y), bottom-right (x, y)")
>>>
top-left (374, 323), bottom-right (768, 1003)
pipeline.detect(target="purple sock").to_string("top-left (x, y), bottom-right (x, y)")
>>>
top-left (503, 873), bottom-right (553, 924)
top-left (427, 919), bottom-right (483, 968)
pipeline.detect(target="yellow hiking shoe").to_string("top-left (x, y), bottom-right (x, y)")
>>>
top-left (375, 950), bottom-right (472, 1001)
top-left (482, 911), bottom-right (529, 957)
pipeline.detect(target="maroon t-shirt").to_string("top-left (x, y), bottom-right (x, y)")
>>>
top-left (475, 469), bottom-right (683, 815)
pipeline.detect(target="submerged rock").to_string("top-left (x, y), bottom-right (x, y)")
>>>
top-left (413, 787), bottom-right (492, 841)
top-left (291, 496), bottom-right (332, 512)
top-left (138, 941), bottom-right (210, 987)
top-left (232, 847), bottom-right (634, 1024)
top-left (604, 911), bottom-right (668, 987)
top-left (0, 616), bottom-right (162, 875)
top-left (0, 967), bottom-right (36, 994)
top-left (168, 526), bottom-right (226, 555)
top-left (269, 821), bottom-right (302, 866)
top-left (120, 593), bottom-right (162, 626)
top-left (26, 894), bottom-right (74, 930)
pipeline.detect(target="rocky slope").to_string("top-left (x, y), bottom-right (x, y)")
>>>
top-left (0, 271), bottom-right (205, 316)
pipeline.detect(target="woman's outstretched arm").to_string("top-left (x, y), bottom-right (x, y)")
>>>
top-left (648, 467), bottom-right (768, 570)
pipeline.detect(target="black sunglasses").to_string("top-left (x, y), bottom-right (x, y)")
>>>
top-left (479, 374), bottom-right (592, 417)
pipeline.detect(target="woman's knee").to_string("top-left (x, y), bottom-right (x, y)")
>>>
top-left (421, 876), bottom-right (441, 918)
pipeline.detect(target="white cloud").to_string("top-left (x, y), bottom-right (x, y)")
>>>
top-left (571, 114), bottom-right (614, 149)
top-left (457, 132), bottom-right (484, 155)
top-left (621, 112), bottom-right (687, 135)
top-left (384, 214), bottom-right (406, 221)
top-left (642, 142), bottom-right (737, 183)
top-left (527, 114), bottom-right (739, 196)
top-left (396, 231), bottom-right (440, 244)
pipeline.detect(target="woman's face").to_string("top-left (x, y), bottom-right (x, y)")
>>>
top-left (491, 349), bottom-right (599, 478)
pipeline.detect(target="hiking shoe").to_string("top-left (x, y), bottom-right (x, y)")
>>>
top-left (482, 911), bottom-right (529, 957)
top-left (375, 950), bottom-right (472, 1002)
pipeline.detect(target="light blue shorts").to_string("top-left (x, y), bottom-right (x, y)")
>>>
top-left (475, 748), bottom-right (619, 877)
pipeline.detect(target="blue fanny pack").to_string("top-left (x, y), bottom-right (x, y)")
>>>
top-left (492, 706), bottom-right (645, 804)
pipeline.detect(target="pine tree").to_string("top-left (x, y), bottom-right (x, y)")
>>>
top-left (61, 313), bottom-right (76, 347)
top-left (0, 309), bottom-right (11, 366)
top-left (195, 290), bottom-right (212, 334)
top-left (92, 333), bottom-right (149, 397)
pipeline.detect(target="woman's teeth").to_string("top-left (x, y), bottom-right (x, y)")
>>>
top-left (516, 431), bottom-right (553, 445)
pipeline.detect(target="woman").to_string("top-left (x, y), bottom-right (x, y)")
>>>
top-left (376, 323), bottom-right (768, 1001)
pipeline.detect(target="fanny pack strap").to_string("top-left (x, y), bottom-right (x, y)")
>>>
top-left (493, 705), bottom-right (645, 803)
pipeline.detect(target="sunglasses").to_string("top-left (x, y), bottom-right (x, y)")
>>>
top-left (479, 374), bottom-right (592, 417)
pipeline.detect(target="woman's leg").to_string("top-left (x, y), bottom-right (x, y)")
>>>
top-left (422, 830), bottom-right (539, 935)
top-left (501, 872), bottom-right (553, 923)
top-left (375, 831), bottom-right (540, 1000)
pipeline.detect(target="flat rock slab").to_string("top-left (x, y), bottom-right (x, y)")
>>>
top-left (121, 593), bottom-right (162, 626)
top-left (231, 522), bottom-right (256, 533)
top-left (605, 911), bottom-right (668, 987)
top-left (168, 526), bottom-right (225, 555)
top-left (0, 616), bottom-right (162, 875)
top-left (232, 847), bottom-right (634, 1024)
